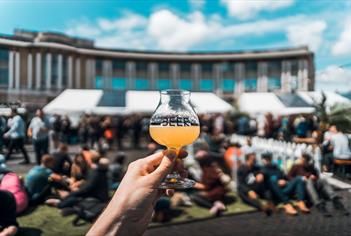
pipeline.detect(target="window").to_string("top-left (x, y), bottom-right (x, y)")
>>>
top-left (112, 60), bottom-right (125, 71)
top-left (159, 62), bottom-right (170, 72)
top-left (179, 79), bottom-right (192, 90)
top-left (222, 79), bottom-right (235, 92)
top-left (51, 54), bottom-right (58, 88)
top-left (157, 79), bottom-right (171, 90)
top-left (135, 79), bottom-right (149, 90)
top-left (112, 78), bottom-right (126, 90)
top-left (245, 61), bottom-right (257, 78)
top-left (200, 79), bottom-right (213, 91)
top-left (95, 76), bottom-right (103, 89)
top-left (0, 49), bottom-right (8, 86)
top-left (41, 55), bottom-right (47, 89)
top-left (268, 77), bottom-right (281, 91)
top-left (245, 78), bottom-right (257, 92)
top-left (95, 59), bottom-right (103, 73)
top-left (201, 62), bottom-right (213, 73)
top-left (62, 56), bottom-right (68, 87)
top-left (267, 61), bottom-right (281, 91)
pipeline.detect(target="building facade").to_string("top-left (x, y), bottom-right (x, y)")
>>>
top-left (0, 29), bottom-right (315, 107)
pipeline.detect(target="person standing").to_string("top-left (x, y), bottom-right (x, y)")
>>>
top-left (4, 109), bottom-right (29, 164)
top-left (28, 109), bottom-right (50, 165)
top-left (0, 115), bottom-right (6, 153)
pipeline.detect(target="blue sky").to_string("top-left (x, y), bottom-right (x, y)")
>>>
top-left (0, 0), bottom-right (351, 92)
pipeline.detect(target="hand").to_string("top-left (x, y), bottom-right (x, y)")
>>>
top-left (309, 175), bottom-right (317, 180)
top-left (87, 149), bottom-right (187, 236)
top-left (255, 173), bottom-right (264, 183)
top-left (278, 179), bottom-right (287, 187)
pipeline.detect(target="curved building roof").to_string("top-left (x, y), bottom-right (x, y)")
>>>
top-left (0, 29), bottom-right (313, 61)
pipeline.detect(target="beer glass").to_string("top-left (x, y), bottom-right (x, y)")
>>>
top-left (149, 89), bottom-right (200, 189)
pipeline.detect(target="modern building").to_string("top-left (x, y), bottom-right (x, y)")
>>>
top-left (0, 29), bottom-right (315, 107)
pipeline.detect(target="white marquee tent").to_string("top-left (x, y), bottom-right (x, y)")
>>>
top-left (44, 89), bottom-right (233, 117)
top-left (126, 90), bottom-right (233, 113)
top-left (238, 91), bottom-right (351, 116)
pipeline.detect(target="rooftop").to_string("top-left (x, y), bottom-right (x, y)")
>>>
top-left (0, 29), bottom-right (313, 60)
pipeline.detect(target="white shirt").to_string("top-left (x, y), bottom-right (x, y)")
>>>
top-left (331, 133), bottom-right (351, 159)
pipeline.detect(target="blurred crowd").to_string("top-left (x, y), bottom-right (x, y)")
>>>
top-left (0, 108), bottom-right (350, 235)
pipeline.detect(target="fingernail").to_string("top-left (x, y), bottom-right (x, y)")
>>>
top-left (165, 149), bottom-right (177, 159)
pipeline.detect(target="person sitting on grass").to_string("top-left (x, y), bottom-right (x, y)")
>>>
top-left (237, 152), bottom-right (274, 216)
top-left (52, 143), bottom-right (72, 176)
top-left (24, 154), bottom-right (62, 205)
top-left (0, 169), bottom-right (28, 214)
top-left (109, 152), bottom-right (126, 190)
top-left (191, 154), bottom-right (229, 216)
top-left (288, 153), bottom-right (349, 217)
top-left (261, 152), bottom-right (309, 216)
top-left (0, 190), bottom-right (18, 236)
top-left (69, 153), bottom-right (89, 191)
top-left (46, 156), bottom-right (109, 215)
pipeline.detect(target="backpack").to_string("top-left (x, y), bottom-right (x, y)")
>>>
top-left (72, 198), bottom-right (106, 225)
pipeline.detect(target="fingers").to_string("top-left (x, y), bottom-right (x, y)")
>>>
top-left (151, 149), bottom-right (177, 180)
top-left (144, 150), bottom-right (165, 167)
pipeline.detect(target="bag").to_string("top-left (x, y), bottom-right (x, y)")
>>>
top-left (104, 129), bottom-right (113, 139)
top-left (72, 198), bottom-right (106, 225)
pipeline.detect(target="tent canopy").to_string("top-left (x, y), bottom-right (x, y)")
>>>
top-left (126, 91), bottom-right (232, 113)
top-left (238, 92), bottom-right (315, 116)
top-left (44, 89), bottom-right (232, 116)
top-left (298, 91), bottom-right (350, 107)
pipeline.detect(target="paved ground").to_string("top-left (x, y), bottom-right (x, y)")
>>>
top-left (146, 190), bottom-right (351, 236)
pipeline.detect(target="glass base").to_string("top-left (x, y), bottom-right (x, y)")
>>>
top-left (158, 172), bottom-right (195, 189)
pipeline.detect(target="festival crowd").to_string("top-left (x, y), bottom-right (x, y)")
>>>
top-left (0, 108), bottom-right (350, 236)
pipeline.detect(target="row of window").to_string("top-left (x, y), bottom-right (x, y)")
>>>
top-left (0, 49), bottom-right (8, 86)
top-left (94, 77), bottom-right (283, 92)
top-left (95, 59), bottom-right (300, 76)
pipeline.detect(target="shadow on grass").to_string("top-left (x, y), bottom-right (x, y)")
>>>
top-left (17, 205), bottom-right (38, 217)
top-left (17, 227), bottom-right (42, 236)
top-left (223, 195), bottom-right (237, 205)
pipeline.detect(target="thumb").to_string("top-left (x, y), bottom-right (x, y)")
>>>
top-left (151, 149), bottom-right (177, 181)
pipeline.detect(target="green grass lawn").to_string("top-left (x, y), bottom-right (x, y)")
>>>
top-left (17, 192), bottom-right (255, 236)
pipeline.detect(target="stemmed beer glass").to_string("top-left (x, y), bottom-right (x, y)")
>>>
top-left (149, 89), bottom-right (200, 189)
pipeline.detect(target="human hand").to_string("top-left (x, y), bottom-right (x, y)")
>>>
top-left (87, 149), bottom-right (187, 236)
top-left (255, 173), bottom-right (264, 183)
top-left (309, 175), bottom-right (317, 180)
top-left (278, 179), bottom-right (287, 187)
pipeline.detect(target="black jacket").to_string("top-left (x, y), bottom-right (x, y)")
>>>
top-left (70, 166), bottom-right (109, 202)
top-left (237, 164), bottom-right (262, 193)
top-left (262, 164), bottom-right (286, 180)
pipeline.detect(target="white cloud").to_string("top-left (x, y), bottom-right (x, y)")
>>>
top-left (97, 12), bottom-right (147, 31)
top-left (286, 20), bottom-right (327, 51)
top-left (65, 9), bottom-right (322, 51)
top-left (65, 22), bottom-right (101, 38)
top-left (316, 65), bottom-right (351, 92)
top-left (221, 0), bottom-right (294, 20)
top-left (189, 0), bottom-right (205, 10)
top-left (148, 10), bottom-right (219, 50)
top-left (332, 18), bottom-right (351, 56)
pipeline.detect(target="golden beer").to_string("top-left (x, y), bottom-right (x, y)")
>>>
top-left (149, 125), bottom-right (200, 149)
top-left (149, 89), bottom-right (199, 188)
